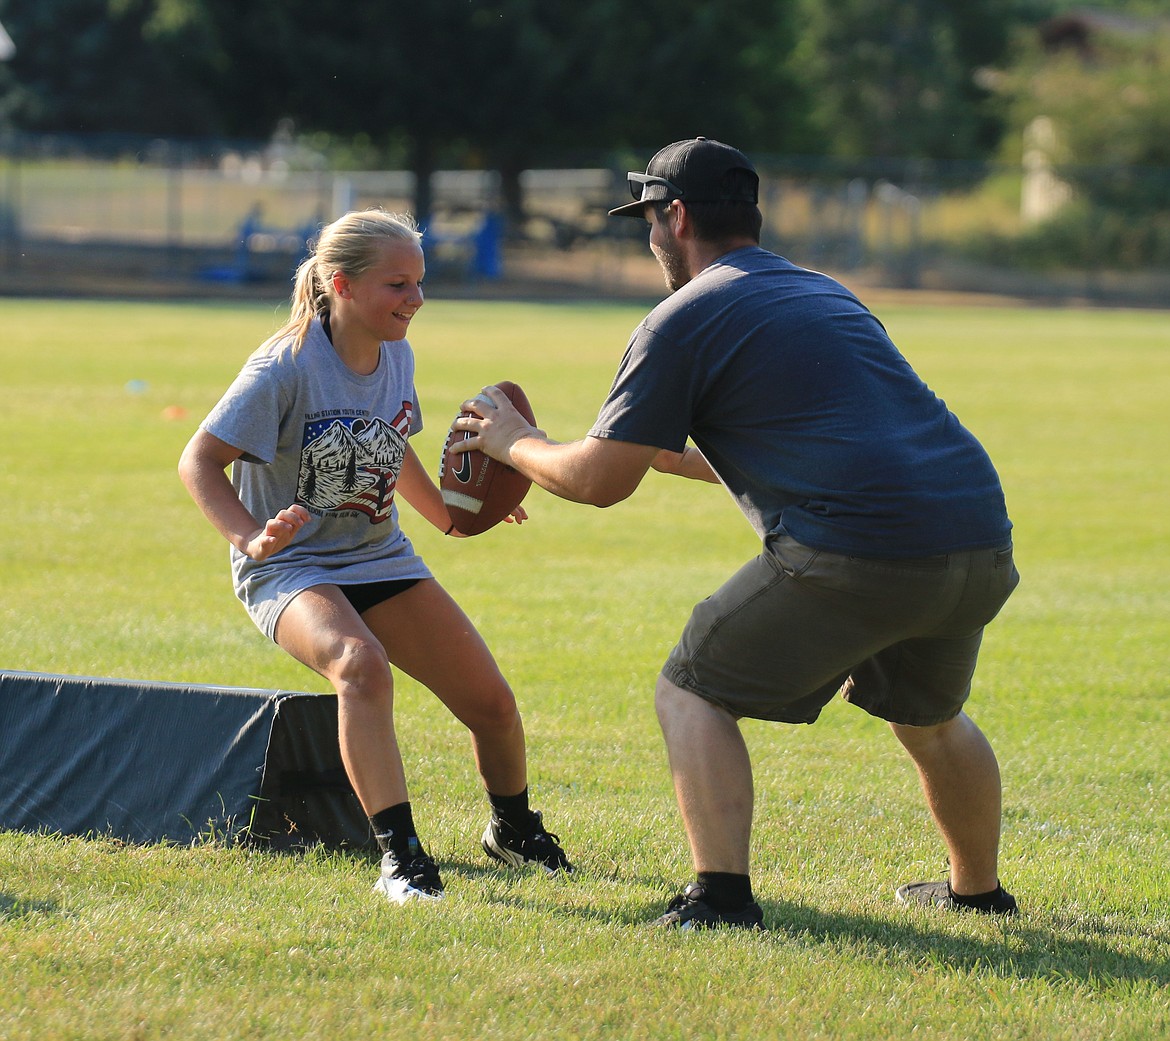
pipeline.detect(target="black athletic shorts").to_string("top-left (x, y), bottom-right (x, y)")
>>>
top-left (338, 578), bottom-right (423, 616)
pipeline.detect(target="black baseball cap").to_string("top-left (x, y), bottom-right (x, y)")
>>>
top-left (609, 137), bottom-right (760, 218)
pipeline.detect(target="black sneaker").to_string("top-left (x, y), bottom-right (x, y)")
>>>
top-left (895, 880), bottom-right (1018, 916)
top-left (373, 849), bottom-right (445, 904)
top-left (654, 882), bottom-right (766, 931)
top-left (481, 809), bottom-right (573, 874)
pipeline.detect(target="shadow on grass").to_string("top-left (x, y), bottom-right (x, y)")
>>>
top-left (473, 881), bottom-right (1170, 987)
top-left (0, 892), bottom-right (60, 921)
top-left (759, 900), bottom-right (1170, 986)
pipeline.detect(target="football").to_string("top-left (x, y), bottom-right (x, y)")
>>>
top-left (438, 381), bottom-right (535, 536)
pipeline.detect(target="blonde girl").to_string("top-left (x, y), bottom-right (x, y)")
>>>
top-left (179, 210), bottom-right (571, 903)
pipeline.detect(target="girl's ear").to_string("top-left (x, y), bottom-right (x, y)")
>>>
top-left (331, 270), bottom-right (352, 299)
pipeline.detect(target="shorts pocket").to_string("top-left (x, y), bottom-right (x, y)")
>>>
top-left (766, 534), bottom-right (821, 579)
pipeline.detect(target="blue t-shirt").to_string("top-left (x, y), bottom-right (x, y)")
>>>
top-left (589, 247), bottom-right (1011, 557)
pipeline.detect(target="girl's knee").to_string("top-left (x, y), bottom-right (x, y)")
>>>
top-left (330, 636), bottom-right (392, 699)
top-left (465, 684), bottom-right (521, 735)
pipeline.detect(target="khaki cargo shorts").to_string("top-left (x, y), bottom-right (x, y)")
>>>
top-left (662, 534), bottom-right (1019, 726)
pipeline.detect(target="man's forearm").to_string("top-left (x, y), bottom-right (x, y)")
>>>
top-left (508, 435), bottom-right (621, 506)
top-left (505, 434), bottom-right (659, 508)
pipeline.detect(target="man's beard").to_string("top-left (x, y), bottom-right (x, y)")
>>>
top-left (651, 240), bottom-right (689, 292)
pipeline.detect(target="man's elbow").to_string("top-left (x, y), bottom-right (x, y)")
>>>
top-left (579, 474), bottom-right (640, 508)
top-left (588, 488), bottom-right (630, 509)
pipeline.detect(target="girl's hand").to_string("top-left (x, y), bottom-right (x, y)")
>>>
top-left (445, 503), bottom-right (527, 538)
top-left (244, 504), bottom-right (311, 561)
top-left (503, 504), bottom-right (528, 525)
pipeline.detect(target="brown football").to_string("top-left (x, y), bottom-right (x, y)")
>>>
top-left (438, 381), bottom-right (535, 536)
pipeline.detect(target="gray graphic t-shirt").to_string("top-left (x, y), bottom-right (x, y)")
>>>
top-left (202, 318), bottom-right (431, 638)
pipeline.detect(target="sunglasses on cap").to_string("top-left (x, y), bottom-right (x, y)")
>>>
top-left (627, 172), bottom-right (683, 202)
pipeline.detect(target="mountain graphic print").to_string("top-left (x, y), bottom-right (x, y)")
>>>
top-left (297, 401), bottom-right (413, 523)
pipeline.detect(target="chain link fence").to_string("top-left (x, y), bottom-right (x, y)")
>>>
top-left (2, 131), bottom-right (1168, 306)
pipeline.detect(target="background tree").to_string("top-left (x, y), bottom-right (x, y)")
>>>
top-left (988, 13), bottom-right (1170, 265)
top-left (0, 0), bottom-right (815, 223)
top-left (437, 0), bottom-right (819, 222)
top-left (0, 0), bottom-right (224, 134)
top-left (1000, 14), bottom-right (1170, 188)
top-left (791, 0), bottom-right (1038, 162)
top-left (177, 0), bottom-right (816, 225)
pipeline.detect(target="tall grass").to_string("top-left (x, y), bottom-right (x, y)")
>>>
top-left (1, 297), bottom-right (1168, 1041)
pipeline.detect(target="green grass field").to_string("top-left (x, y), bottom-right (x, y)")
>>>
top-left (1, 295), bottom-right (1168, 1040)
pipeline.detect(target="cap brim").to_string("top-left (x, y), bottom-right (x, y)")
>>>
top-left (608, 199), bottom-right (651, 218)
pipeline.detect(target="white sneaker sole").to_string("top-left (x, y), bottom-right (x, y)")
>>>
top-left (373, 875), bottom-right (444, 905)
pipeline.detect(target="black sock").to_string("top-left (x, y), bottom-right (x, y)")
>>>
top-left (948, 881), bottom-right (1005, 910)
top-left (369, 802), bottom-right (423, 858)
top-left (696, 871), bottom-right (754, 912)
top-left (488, 787), bottom-right (531, 831)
